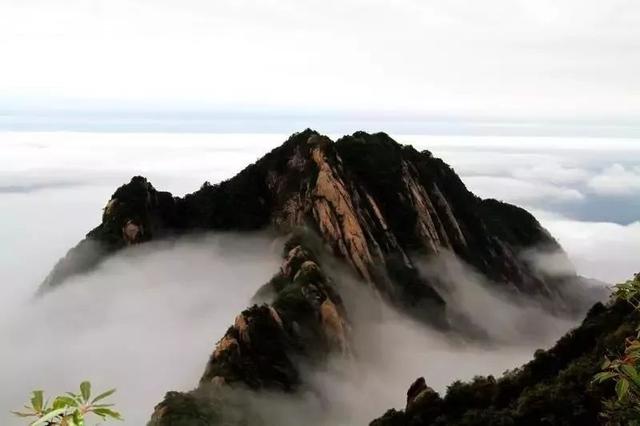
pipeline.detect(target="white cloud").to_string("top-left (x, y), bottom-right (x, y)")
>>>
top-left (463, 176), bottom-right (585, 203)
top-left (511, 162), bottom-right (590, 185)
top-left (534, 210), bottom-right (640, 283)
top-left (588, 163), bottom-right (640, 196)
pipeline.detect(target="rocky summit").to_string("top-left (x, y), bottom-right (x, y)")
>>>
top-left (40, 130), bottom-right (605, 425)
top-left (42, 130), bottom-right (584, 312)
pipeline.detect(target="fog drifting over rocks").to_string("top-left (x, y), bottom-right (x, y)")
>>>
top-left (1, 132), bottom-right (638, 424)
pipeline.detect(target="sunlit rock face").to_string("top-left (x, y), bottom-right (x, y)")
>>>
top-left (41, 129), bottom-right (575, 317)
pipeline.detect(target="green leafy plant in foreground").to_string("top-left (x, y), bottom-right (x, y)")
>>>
top-left (594, 274), bottom-right (640, 424)
top-left (12, 381), bottom-right (122, 425)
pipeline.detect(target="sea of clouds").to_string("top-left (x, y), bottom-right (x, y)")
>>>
top-left (1, 132), bottom-right (639, 424)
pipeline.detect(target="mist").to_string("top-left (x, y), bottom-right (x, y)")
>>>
top-left (1, 233), bottom-right (583, 425)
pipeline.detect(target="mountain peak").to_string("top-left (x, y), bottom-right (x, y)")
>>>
top-left (42, 130), bottom-right (580, 317)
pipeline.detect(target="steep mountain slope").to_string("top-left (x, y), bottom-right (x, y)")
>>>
top-left (370, 296), bottom-right (638, 426)
top-left (41, 130), bottom-right (580, 320)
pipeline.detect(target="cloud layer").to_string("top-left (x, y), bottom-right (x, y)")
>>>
top-left (588, 164), bottom-right (640, 196)
top-left (0, 233), bottom-right (577, 425)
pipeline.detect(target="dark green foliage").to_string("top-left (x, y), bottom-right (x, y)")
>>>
top-left (200, 305), bottom-right (300, 391)
top-left (335, 131), bottom-right (560, 302)
top-left (148, 387), bottom-right (260, 426)
top-left (592, 274), bottom-right (640, 424)
top-left (149, 391), bottom-right (221, 426)
top-left (268, 245), bottom-right (342, 357)
top-left (370, 300), bottom-right (639, 425)
top-left (371, 409), bottom-right (407, 426)
top-left (480, 199), bottom-right (557, 249)
top-left (98, 176), bottom-right (178, 244)
top-left (176, 129), bottom-right (320, 230)
top-left (444, 376), bottom-right (498, 412)
top-left (252, 273), bottom-right (288, 302)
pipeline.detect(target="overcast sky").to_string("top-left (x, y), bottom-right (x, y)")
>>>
top-left (1, 0), bottom-right (640, 133)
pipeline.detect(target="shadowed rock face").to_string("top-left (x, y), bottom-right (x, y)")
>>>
top-left (41, 130), bottom-right (573, 316)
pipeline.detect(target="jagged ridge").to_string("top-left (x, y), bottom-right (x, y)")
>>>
top-left (42, 130), bottom-right (575, 320)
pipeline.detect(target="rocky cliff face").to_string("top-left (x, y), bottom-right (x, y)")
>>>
top-left (40, 130), bottom-right (595, 425)
top-left (42, 130), bottom-right (576, 316)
